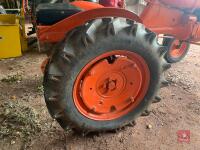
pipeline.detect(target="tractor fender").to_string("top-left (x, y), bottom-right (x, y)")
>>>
top-left (70, 1), bottom-right (104, 10)
top-left (37, 8), bottom-right (142, 43)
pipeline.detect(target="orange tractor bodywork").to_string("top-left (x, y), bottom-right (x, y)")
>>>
top-left (22, 0), bottom-right (200, 132)
top-left (141, 0), bottom-right (200, 42)
top-left (36, 0), bottom-right (200, 65)
top-left (37, 0), bottom-right (200, 44)
top-left (37, 7), bottom-right (141, 43)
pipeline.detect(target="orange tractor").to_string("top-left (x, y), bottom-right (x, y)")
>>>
top-left (25, 0), bottom-right (200, 133)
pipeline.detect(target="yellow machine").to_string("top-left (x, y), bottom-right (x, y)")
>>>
top-left (0, 7), bottom-right (27, 59)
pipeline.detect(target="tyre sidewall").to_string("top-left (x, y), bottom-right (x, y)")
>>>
top-left (62, 33), bottom-right (161, 131)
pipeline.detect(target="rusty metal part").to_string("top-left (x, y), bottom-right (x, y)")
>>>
top-left (41, 57), bottom-right (50, 73)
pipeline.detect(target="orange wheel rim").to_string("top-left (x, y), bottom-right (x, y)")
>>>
top-left (73, 50), bottom-right (150, 120)
top-left (169, 40), bottom-right (188, 58)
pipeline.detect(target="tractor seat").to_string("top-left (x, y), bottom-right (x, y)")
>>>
top-left (36, 3), bottom-right (82, 25)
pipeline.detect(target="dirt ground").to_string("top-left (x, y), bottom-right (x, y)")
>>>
top-left (0, 43), bottom-right (200, 150)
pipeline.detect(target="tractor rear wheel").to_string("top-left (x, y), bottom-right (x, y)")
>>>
top-left (43, 18), bottom-right (170, 133)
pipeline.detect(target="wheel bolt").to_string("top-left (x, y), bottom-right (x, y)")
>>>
top-left (130, 97), bottom-right (135, 103)
top-left (99, 101), bottom-right (103, 105)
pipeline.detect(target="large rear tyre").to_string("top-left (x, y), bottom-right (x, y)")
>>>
top-left (43, 18), bottom-right (170, 133)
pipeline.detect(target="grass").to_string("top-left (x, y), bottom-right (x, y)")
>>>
top-left (1, 74), bottom-right (22, 83)
top-left (0, 101), bottom-right (41, 141)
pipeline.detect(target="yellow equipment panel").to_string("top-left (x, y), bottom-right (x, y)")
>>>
top-left (0, 14), bottom-right (22, 59)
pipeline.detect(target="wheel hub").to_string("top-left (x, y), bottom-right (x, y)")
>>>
top-left (97, 72), bottom-right (125, 98)
top-left (73, 50), bottom-right (150, 120)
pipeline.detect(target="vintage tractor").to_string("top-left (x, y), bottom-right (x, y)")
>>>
top-left (24, 0), bottom-right (200, 133)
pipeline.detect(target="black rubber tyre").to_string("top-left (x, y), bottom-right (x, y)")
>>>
top-left (43, 18), bottom-right (171, 133)
top-left (163, 38), bottom-right (190, 63)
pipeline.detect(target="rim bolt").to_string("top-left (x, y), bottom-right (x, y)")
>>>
top-left (130, 97), bottom-right (135, 103)
top-left (110, 105), bottom-right (116, 112)
top-left (99, 100), bottom-right (103, 105)
top-left (91, 107), bottom-right (96, 112)
top-left (133, 63), bottom-right (137, 68)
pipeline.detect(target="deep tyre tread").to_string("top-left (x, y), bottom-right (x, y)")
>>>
top-left (43, 17), bottom-right (171, 133)
top-left (152, 96), bottom-right (162, 103)
top-left (141, 109), bottom-right (151, 116)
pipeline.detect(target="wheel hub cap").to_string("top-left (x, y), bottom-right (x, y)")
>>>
top-left (97, 72), bottom-right (124, 97)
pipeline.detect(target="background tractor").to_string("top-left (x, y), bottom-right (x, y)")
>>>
top-left (1, 0), bottom-right (200, 134)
